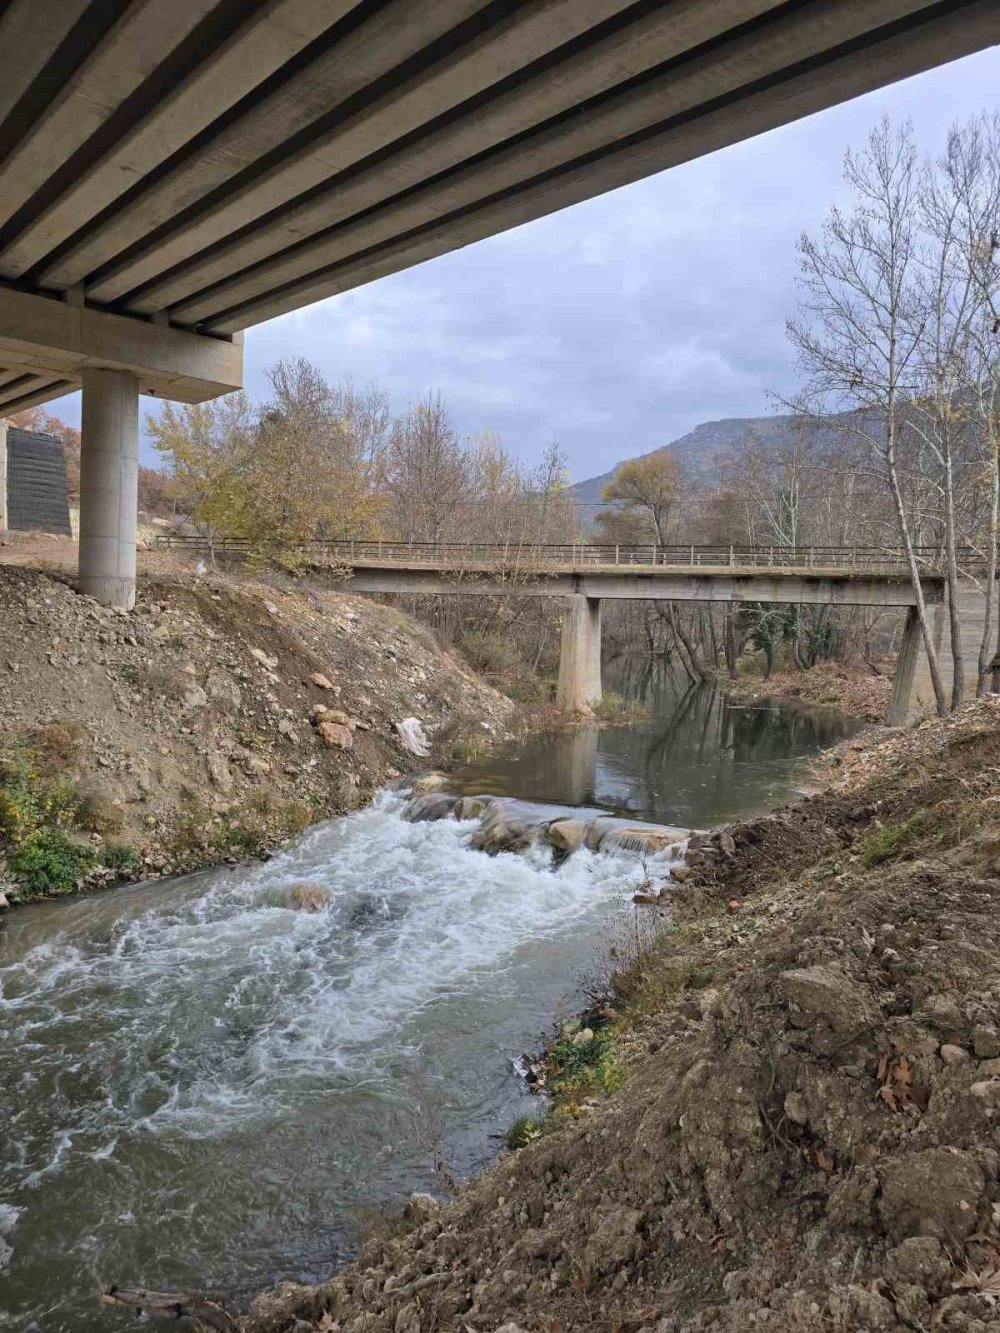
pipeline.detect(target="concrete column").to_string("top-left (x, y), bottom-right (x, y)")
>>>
top-left (0, 421), bottom-right (8, 534)
top-left (886, 607), bottom-right (921, 725)
top-left (78, 368), bottom-right (139, 610)
top-left (556, 595), bottom-right (602, 712)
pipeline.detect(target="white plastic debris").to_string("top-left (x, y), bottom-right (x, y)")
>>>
top-left (394, 717), bottom-right (431, 757)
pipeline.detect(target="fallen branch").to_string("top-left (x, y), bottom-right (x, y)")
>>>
top-left (101, 1286), bottom-right (238, 1332)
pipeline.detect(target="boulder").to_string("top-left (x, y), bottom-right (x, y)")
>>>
top-left (206, 670), bottom-right (242, 711)
top-left (206, 753), bottom-right (234, 794)
top-left (470, 808), bottom-right (534, 855)
top-left (411, 772), bottom-right (447, 795)
top-left (546, 819), bottom-right (588, 853)
top-left (317, 721), bottom-right (353, 751)
top-left (601, 827), bottom-right (684, 856)
top-left (584, 817), bottom-right (617, 851)
top-left (405, 793), bottom-right (457, 822)
top-left (181, 682), bottom-right (208, 710)
top-left (452, 795), bottom-right (488, 821)
top-left (313, 707), bottom-right (357, 731)
top-left (306, 671), bottom-right (334, 690)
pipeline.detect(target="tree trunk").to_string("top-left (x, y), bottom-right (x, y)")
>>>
top-left (979, 438), bottom-right (999, 696)
top-left (887, 446), bottom-right (949, 716)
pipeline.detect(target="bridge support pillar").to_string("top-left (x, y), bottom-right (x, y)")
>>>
top-left (78, 368), bottom-right (139, 611)
top-left (556, 595), bottom-right (602, 713)
top-left (886, 607), bottom-right (921, 725)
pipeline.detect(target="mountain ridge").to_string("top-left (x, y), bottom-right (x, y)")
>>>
top-left (569, 411), bottom-right (805, 506)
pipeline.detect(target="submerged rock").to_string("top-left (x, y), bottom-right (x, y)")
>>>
top-left (405, 793), bottom-right (457, 822)
top-left (287, 883), bottom-right (329, 913)
top-left (452, 795), bottom-right (488, 821)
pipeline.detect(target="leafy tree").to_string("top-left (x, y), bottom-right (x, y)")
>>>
top-left (600, 450), bottom-right (681, 546)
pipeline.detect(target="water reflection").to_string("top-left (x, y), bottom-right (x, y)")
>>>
top-left (450, 658), bottom-right (860, 828)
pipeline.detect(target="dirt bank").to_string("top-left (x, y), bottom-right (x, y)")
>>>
top-left (235, 698), bottom-right (1000, 1333)
top-left (721, 658), bottom-right (893, 723)
top-left (0, 562), bottom-right (513, 902)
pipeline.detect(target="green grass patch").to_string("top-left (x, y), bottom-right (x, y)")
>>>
top-left (546, 1026), bottom-right (626, 1104)
top-left (856, 817), bottom-right (919, 867)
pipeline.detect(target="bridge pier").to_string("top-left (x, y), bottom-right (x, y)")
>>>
top-left (891, 584), bottom-right (994, 722)
top-left (556, 595), bottom-right (602, 713)
top-left (78, 369), bottom-right (139, 611)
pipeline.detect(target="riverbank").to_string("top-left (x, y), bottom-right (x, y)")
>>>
top-left (719, 657), bottom-right (893, 722)
top-left (237, 696), bottom-right (1000, 1333)
top-left (0, 563), bottom-right (514, 904)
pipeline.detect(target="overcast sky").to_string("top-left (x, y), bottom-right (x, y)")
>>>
top-left (53, 45), bottom-right (1000, 481)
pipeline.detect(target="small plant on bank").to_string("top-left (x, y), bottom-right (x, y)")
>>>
top-left (7, 826), bottom-right (94, 898)
top-left (546, 1026), bottom-right (626, 1103)
top-left (505, 1115), bottom-right (547, 1151)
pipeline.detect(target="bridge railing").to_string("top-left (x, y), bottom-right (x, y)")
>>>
top-left (152, 533), bottom-right (969, 572)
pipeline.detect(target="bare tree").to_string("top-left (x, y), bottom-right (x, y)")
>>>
top-left (787, 116), bottom-right (949, 715)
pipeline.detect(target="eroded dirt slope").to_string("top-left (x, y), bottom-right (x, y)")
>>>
top-left (0, 564), bottom-right (512, 893)
top-left (242, 700), bottom-right (1000, 1333)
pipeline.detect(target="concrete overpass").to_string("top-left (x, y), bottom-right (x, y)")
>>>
top-left (1, 0), bottom-right (998, 608)
top-left (340, 554), bottom-right (947, 722)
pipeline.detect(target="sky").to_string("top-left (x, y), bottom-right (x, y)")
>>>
top-left (50, 44), bottom-right (1000, 482)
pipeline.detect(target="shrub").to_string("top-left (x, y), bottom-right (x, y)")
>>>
top-left (100, 843), bottom-right (142, 876)
top-left (458, 629), bottom-right (523, 678)
top-left (7, 827), bottom-right (93, 897)
top-left (76, 791), bottom-right (125, 835)
top-left (25, 722), bottom-right (92, 778)
top-left (857, 818), bottom-right (917, 868)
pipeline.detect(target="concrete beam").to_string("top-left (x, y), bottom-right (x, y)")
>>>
top-left (99, 0), bottom-right (770, 312)
top-left (203, 0), bottom-right (1000, 332)
top-left (0, 287), bottom-right (243, 403)
top-left (24, 0), bottom-right (495, 289)
top-left (161, 0), bottom-right (941, 327)
top-left (345, 564), bottom-right (945, 608)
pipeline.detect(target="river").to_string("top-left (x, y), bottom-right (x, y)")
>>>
top-left (0, 668), bottom-right (858, 1330)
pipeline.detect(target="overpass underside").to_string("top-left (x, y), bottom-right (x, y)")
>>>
top-left (345, 562), bottom-right (950, 723)
top-left (0, 0), bottom-right (997, 607)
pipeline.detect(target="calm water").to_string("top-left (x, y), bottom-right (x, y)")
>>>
top-left (451, 660), bottom-right (859, 827)
top-left (0, 665), bottom-right (857, 1330)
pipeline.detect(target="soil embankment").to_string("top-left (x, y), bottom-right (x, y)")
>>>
top-left (721, 658), bottom-right (893, 722)
top-left (0, 562), bottom-right (513, 902)
top-left (239, 699), bottom-right (1000, 1333)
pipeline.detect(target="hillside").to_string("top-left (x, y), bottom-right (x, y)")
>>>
top-left (0, 555), bottom-right (513, 901)
top-left (569, 413), bottom-right (806, 507)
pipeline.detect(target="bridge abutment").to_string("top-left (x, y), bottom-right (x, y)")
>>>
top-left (894, 584), bottom-right (992, 721)
top-left (556, 595), bottom-right (602, 713)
